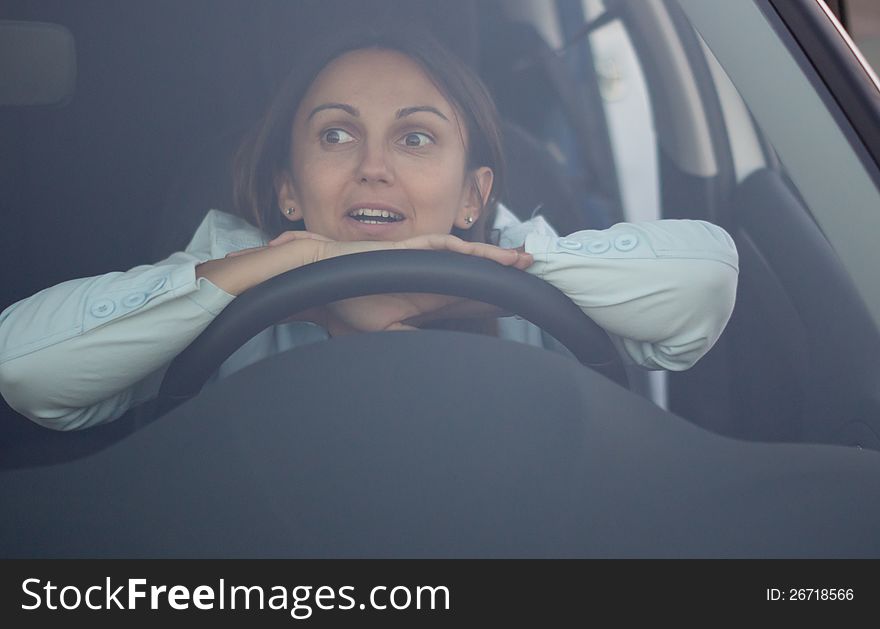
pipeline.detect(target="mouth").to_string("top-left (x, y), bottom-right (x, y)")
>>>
top-left (347, 207), bottom-right (406, 225)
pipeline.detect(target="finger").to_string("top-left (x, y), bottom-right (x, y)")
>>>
top-left (225, 246), bottom-right (266, 258)
top-left (268, 231), bottom-right (334, 246)
top-left (384, 322), bottom-right (419, 332)
top-left (513, 251), bottom-right (534, 270)
top-left (443, 238), bottom-right (524, 267)
top-left (467, 242), bottom-right (533, 269)
top-left (400, 234), bottom-right (526, 267)
top-left (470, 246), bottom-right (532, 270)
top-left (267, 232), bottom-right (297, 246)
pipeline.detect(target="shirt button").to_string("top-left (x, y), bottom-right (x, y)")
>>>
top-left (614, 233), bottom-right (639, 252)
top-left (90, 299), bottom-right (116, 318)
top-left (148, 277), bottom-right (167, 292)
top-left (586, 239), bottom-right (611, 254)
top-left (556, 237), bottom-right (583, 251)
top-left (122, 293), bottom-right (148, 308)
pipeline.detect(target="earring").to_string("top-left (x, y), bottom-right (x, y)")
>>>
top-left (285, 207), bottom-right (296, 216)
top-left (464, 216), bottom-right (474, 224)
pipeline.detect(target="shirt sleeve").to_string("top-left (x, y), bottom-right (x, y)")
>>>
top-left (523, 219), bottom-right (739, 371)
top-left (0, 213), bottom-right (240, 431)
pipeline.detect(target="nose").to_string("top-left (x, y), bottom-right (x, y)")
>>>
top-left (356, 140), bottom-right (394, 185)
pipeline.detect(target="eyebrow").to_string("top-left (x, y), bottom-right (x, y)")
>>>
top-left (307, 102), bottom-right (359, 120)
top-left (307, 102), bottom-right (450, 122)
top-left (396, 106), bottom-right (449, 122)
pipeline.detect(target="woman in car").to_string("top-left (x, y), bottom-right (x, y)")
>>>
top-left (0, 27), bottom-right (738, 431)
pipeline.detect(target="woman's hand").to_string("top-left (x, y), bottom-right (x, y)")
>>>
top-left (252, 231), bottom-right (533, 334)
top-left (265, 230), bottom-right (532, 271)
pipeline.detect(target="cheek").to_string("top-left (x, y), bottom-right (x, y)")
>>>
top-left (404, 164), bottom-right (468, 217)
top-left (432, 188), bottom-right (468, 230)
top-left (296, 157), bottom-right (349, 209)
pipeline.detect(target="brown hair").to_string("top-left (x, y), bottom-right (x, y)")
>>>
top-left (232, 23), bottom-right (505, 245)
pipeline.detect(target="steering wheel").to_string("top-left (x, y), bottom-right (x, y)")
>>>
top-left (158, 250), bottom-right (627, 412)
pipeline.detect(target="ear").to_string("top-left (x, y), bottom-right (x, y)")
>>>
top-left (455, 166), bottom-right (494, 230)
top-left (276, 171), bottom-right (302, 222)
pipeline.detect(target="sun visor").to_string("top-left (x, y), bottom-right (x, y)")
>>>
top-left (0, 20), bottom-right (76, 106)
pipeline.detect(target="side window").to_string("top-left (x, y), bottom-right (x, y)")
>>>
top-left (845, 0), bottom-right (880, 73)
top-left (583, 0), bottom-right (660, 223)
top-left (698, 36), bottom-right (768, 185)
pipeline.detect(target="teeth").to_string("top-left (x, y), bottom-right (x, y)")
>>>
top-left (349, 207), bottom-right (404, 222)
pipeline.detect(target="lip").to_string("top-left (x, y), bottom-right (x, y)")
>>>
top-left (343, 202), bottom-right (409, 239)
top-left (344, 214), bottom-right (407, 238)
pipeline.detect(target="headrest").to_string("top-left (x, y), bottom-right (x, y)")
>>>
top-left (0, 20), bottom-right (76, 106)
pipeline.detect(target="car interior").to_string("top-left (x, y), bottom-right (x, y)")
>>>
top-left (3, 0), bottom-right (880, 556)
top-left (0, 0), bottom-right (629, 453)
top-left (5, 0), bottom-right (880, 450)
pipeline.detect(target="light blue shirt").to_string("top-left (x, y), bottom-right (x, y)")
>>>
top-left (0, 206), bottom-right (738, 430)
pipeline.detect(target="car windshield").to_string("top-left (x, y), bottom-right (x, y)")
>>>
top-left (3, 0), bottom-right (880, 562)
top-left (2, 0), bottom-right (880, 447)
top-left (683, 0), bottom-right (880, 320)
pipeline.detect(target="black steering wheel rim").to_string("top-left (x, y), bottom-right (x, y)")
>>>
top-left (158, 250), bottom-right (627, 411)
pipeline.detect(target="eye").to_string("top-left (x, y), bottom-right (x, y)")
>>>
top-left (400, 132), bottom-right (434, 148)
top-left (322, 128), bottom-right (355, 145)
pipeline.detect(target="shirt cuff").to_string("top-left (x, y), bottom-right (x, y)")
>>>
top-left (189, 275), bottom-right (236, 315)
top-left (523, 232), bottom-right (557, 280)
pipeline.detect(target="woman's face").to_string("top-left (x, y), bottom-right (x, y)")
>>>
top-left (278, 48), bottom-right (492, 241)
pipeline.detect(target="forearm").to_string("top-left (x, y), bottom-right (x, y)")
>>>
top-left (524, 219), bottom-right (739, 370)
top-left (0, 210), bottom-right (328, 430)
top-left (195, 239), bottom-right (320, 295)
top-left (0, 256), bottom-right (234, 429)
